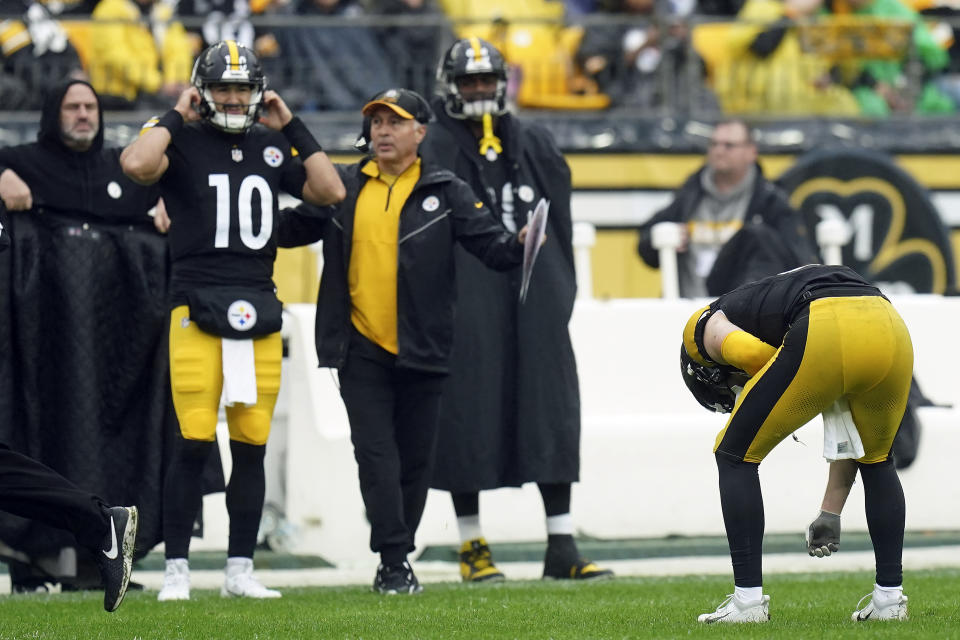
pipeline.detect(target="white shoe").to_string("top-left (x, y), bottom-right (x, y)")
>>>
top-left (852, 589), bottom-right (908, 621)
top-left (221, 557), bottom-right (281, 599)
top-left (157, 558), bottom-right (190, 601)
top-left (698, 594), bottom-right (770, 623)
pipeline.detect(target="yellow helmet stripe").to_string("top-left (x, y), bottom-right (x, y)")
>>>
top-left (226, 39), bottom-right (239, 70)
top-left (469, 36), bottom-right (482, 60)
top-left (682, 305), bottom-right (713, 367)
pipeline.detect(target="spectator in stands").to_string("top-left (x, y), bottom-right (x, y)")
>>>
top-left (0, 79), bottom-right (167, 593)
top-left (636, 119), bottom-right (817, 298)
top-left (420, 38), bottom-right (613, 583)
top-left (0, 1), bottom-right (85, 108)
top-left (87, 0), bottom-right (193, 109)
top-left (680, 264), bottom-right (911, 623)
top-left (368, 0), bottom-right (451, 98)
top-left (825, 0), bottom-right (955, 115)
top-left (713, 0), bottom-right (861, 115)
top-left (120, 40), bottom-right (344, 601)
top-left (574, 0), bottom-right (696, 107)
top-left (276, 88), bottom-right (533, 594)
top-left (263, 0), bottom-right (396, 111)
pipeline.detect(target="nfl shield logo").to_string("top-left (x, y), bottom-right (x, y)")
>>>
top-left (231, 148), bottom-right (243, 163)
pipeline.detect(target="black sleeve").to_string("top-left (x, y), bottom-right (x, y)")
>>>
top-left (0, 207), bottom-right (9, 253)
top-left (748, 19), bottom-right (792, 58)
top-left (276, 201), bottom-right (331, 248)
top-left (448, 179), bottom-right (523, 270)
top-left (279, 151), bottom-right (307, 200)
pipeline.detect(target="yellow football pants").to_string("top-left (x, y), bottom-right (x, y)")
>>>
top-left (168, 305), bottom-right (282, 445)
top-left (715, 296), bottom-right (913, 464)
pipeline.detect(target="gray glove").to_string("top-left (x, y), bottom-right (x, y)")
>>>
top-left (806, 510), bottom-right (841, 557)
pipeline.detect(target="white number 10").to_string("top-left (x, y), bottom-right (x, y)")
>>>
top-left (209, 173), bottom-right (273, 250)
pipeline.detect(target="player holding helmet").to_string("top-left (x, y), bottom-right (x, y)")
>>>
top-left (121, 40), bottom-right (344, 601)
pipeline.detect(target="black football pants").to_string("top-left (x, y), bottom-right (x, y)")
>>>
top-left (0, 442), bottom-right (108, 551)
top-left (339, 331), bottom-right (445, 565)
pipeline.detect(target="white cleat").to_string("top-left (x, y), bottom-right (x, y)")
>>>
top-left (157, 558), bottom-right (190, 601)
top-left (852, 589), bottom-right (908, 621)
top-left (221, 557), bottom-right (281, 599)
top-left (698, 594), bottom-right (770, 623)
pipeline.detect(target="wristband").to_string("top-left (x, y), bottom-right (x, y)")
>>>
top-left (156, 109), bottom-right (184, 137)
top-left (282, 117), bottom-right (323, 158)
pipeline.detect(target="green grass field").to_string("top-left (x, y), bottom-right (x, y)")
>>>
top-left (2, 569), bottom-right (960, 639)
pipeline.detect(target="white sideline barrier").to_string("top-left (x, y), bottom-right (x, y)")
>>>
top-left (232, 297), bottom-right (959, 567)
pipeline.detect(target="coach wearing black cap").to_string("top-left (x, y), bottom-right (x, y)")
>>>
top-left (278, 88), bottom-right (536, 594)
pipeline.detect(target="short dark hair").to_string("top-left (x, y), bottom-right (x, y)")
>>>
top-left (713, 119), bottom-right (756, 145)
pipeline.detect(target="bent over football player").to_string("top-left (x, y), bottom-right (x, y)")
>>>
top-left (121, 40), bottom-right (345, 600)
top-left (680, 264), bottom-right (911, 623)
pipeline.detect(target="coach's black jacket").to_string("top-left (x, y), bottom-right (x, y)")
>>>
top-left (278, 158), bottom-right (523, 374)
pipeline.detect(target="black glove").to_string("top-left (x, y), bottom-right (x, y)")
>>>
top-left (806, 510), bottom-right (841, 557)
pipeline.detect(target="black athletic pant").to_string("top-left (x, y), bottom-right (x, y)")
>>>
top-left (339, 331), bottom-right (445, 566)
top-left (0, 442), bottom-right (107, 551)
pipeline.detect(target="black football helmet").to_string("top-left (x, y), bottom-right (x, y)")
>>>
top-left (191, 40), bottom-right (266, 133)
top-left (436, 37), bottom-right (508, 120)
top-left (680, 345), bottom-right (737, 414)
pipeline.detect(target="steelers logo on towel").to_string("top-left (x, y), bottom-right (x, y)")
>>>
top-left (263, 146), bottom-right (283, 167)
top-left (227, 300), bottom-right (258, 332)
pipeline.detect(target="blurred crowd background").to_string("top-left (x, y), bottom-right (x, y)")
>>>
top-left (4, 0), bottom-right (960, 123)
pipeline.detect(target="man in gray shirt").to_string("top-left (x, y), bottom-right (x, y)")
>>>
top-left (637, 119), bottom-right (816, 297)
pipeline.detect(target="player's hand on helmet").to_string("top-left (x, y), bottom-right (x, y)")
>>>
top-left (259, 90), bottom-right (293, 131)
top-left (0, 168), bottom-right (33, 211)
top-left (174, 87), bottom-right (203, 122)
top-left (806, 510), bottom-right (841, 557)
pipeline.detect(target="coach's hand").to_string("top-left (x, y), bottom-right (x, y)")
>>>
top-left (806, 510), bottom-right (841, 557)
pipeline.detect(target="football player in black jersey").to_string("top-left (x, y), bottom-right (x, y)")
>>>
top-left (120, 40), bottom-right (344, 601)
top-left (680, 265), bottom-right (911, 623)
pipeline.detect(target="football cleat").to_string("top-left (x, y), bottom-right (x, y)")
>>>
top-left (157, 558), bottom-right (190, 601)
top-left (542, 535), bottom-right (614, 581)
top-left (698, 594), bottom-right (770, 623)
top-left (221, 558), bottom-right (281, 599)
top-left (372, 561), bottom-right (423, 595)
top-left (459, 538), bottom-right (505, 582)
top-left (852, 589), bottom-right (908, 621)
top-left (96, 506), bottom-right (138, 612)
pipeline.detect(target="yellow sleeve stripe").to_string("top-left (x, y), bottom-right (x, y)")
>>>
top-left (139, 117), bottom-right (160, 136)
top-left (0, 20), bottom-right (31, 57)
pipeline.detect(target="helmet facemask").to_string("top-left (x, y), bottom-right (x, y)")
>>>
top-left (199, 82), bottom-right (264, 133)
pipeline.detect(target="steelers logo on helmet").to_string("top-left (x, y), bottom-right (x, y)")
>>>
top-left (436, 37), bottom-right (508, 120)
top-left (192, 40), bottom-right (266, 133)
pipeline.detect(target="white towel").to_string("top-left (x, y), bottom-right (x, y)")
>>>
top-left (222, 338), bottom-right (257, 407)
top-left (822, 398), bottom-right (865, 461)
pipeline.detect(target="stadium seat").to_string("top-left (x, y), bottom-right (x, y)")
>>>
top-left (456, 22), bottom-right (610, 110)
top-left (691, 21), bottom-right (733, 83)
top-left (438, 0), bottom-right (563, 21)
top-left (61, 20), bottom-right (91, 69)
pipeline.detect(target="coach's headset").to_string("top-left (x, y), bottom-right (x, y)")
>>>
top-left (354, 89), bottom-right (434, 154)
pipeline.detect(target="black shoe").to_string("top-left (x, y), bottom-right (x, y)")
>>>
top-left (372, 561), bottom-right (423, 595)
top-left (542, 534), bottom-right (614, 581)
top-left (95, 506), bottom-right (138, 612)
